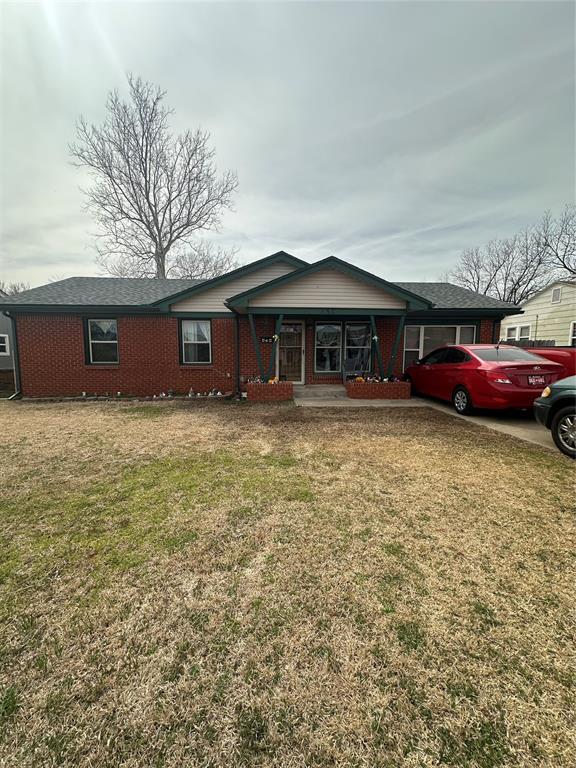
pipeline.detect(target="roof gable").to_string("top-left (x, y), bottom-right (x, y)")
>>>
top-left (226, 256), bottom-right (432, 311)
top-left (152, 251), bottom-right (306, 309)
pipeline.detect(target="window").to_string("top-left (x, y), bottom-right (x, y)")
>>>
top-left (403, 326), bottom-right (421, 369)
top-left (403, 325), bottom-right (476, 369)
top-left (570, 321), bottom-right (576, 348)
top-left (87, 319), bottom-right (118, 363)
top-left (551, 287), bottom-right (562, 304)
top-left (506, 326), bottom-right (517, 341)
top-left (315, 322), bottom-right (341, 372)
top-left (474, 347), bottom-right (544, 362)
top-left (0, 334), bottom-right (9, 356)
top-left (518, 325), bottom-right (531, 341)
top-left (181, 320), bottom-right (211, 363)
top-left (421, 348), bottom-right (448, 365)
top-left (344, 323), bottom-right (371, 370)
top-left (445, 348), bottom-right (468, 364)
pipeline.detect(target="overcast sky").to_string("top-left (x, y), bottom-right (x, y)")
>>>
top-left (0, 1), bottom-right (574, 287)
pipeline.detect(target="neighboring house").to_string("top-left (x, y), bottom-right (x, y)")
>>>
top-left (0, 288), bottom-right (15, 391)
top-left (0, 252), bottom-right (521, 398)
top-left (500, 280), bottom-right (576, 347)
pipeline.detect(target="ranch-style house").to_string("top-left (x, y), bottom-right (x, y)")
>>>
top-left (0, 252), bottom-right (521, 398)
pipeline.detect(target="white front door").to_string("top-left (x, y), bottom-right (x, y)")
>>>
top-left (276, 322), bottom-right (305, 383)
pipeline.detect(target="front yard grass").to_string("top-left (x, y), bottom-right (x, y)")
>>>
top-left (1, 400), bottom-right (574, 767)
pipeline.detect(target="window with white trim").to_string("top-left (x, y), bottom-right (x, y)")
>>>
top-left (506, 326), bottom-right (517, 341)
top-left (0, 334), bottom-right (9, 356)
top-left (570, 321), bottom-right (576, 347)
top-left (551, 287), bottom-right (562, 304)
top-left (403, 325), bottom-right (476, 369)
top-left (518, 325), bottom-right (531, 341)
top-left (181, 320), bottom-right (211, 363)
top-left (87, 319), bottom-right (118, 363)
top-left (315, 322), bottom-right (342, 372)
top-left (344, 322), bottom-right (371, 370)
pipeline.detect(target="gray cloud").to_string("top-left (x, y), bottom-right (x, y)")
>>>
top-left (1, 0), bottom-right (574, 286)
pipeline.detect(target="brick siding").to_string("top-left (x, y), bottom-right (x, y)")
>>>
top-left (246, 382), bottom-right (293, 401)
top-left (14, 314), bottom-right (502, 397)
top-left (346, 381), bottom-right (411, 399)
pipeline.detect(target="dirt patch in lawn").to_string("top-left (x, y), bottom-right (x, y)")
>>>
top-left (1, 400), bottom-right (574, 767)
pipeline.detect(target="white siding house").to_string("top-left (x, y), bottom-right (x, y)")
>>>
top-left (500, 281), bottom-right (576, 346)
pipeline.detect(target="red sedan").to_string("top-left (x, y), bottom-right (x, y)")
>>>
top-left (404, 344), bottom-right (564, 414)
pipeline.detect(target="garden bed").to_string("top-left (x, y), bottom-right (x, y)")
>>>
top-left (346, 380), bottom-right (411, 399)
top-left (246, 381), bottom-right (294, 401)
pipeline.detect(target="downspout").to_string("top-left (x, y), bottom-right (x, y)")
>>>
top-left (3, 311), bottom-right (22, 399)
top-left (225, 303), bottom-right (242, 398)
top-left (234, 309), bottom-right (241, 397)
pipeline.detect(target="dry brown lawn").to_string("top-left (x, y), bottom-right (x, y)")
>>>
top-left (0, 399), bottom-right (574, 768)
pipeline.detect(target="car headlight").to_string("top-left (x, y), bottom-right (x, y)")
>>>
top-left (540, 386), bottom-right (551, 398)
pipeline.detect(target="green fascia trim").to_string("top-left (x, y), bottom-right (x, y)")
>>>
top-left (0, 305), bottom-right (162, 315)
top-left (236, 307), bottom-right (410, 317)
top-left (2, 306), bottom-right (234, 319)
top-left (151, 251), bottom-right (306, 309)
top-left (406, 309), bottom-right (521, 321)
top-left (226, 256), bottom-right (433, 311)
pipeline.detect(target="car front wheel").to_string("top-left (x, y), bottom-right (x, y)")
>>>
top-left (551, 406), bottom-right (576, 459)
top-left (452, 386), bottom-right (473, 415)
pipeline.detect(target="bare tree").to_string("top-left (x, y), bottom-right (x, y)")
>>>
top-left (449, 227), bottom-right (552, 304)
top-left (0, 280), bottom-right (30, 295)
top-left (70, 75), bottom-right (238, 279)
top-left (538, 205), bottom-right (576, 276)
top-left (169, 241), bottom-right (240, 280)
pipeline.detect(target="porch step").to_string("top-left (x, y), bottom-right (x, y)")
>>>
top-left (293, 385), bottom-right (347, 400)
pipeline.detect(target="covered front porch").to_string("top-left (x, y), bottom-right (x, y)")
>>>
top-left (241, 312), bottom-right (408, 386)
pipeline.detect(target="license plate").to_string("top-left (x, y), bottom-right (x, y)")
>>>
top-left (528, 375), bottom-right (545, 386)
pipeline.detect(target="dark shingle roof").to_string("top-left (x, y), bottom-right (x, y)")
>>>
top-left (0, 274), bottom-right (517, 312)
top-left (0, 276), bottom-right (203, 306)
top-left (396, 282), bottom-right (517, 310)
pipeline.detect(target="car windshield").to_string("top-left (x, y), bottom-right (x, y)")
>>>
top-left (474, 347), bottom-right (546, 362)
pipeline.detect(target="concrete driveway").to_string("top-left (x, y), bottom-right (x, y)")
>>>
top-left (426, 400), bottom-right (555, 450)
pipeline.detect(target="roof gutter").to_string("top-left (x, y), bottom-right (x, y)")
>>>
top-left (2, 311), bottom-right (22, 399)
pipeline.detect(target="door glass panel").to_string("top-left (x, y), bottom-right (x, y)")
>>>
top-left (422, 327), bottom-right (456, 355)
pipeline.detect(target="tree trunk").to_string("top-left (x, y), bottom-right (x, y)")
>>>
top-left (155, 248), bottom-right (167, 279)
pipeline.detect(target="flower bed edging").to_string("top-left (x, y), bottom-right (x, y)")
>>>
top-left (246, 382), bottom-right (294, 402)
top-left (345, 381), bottom-right (411, 400)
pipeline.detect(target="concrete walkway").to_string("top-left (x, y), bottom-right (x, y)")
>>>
top-left (293, 385), bottom-right (555, 450)
top-left (293, 384), bottom-right (430, 408)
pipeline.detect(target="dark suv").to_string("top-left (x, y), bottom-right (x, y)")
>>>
top-left (534, 376), bottom-right (576, 459)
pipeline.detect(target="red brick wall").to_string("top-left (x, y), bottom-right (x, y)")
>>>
top-left (16, 314), bottom-right (237, 398)
top-left (480, 318), bottom-right (499, 343)
top-left (246, 382), bottom-right (293, 401)
top-left (345, 381), bottom-right (411, 399)
top-left (14, 314), bottom-right (502, 397)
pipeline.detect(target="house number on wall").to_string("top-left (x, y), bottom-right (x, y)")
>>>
top-left (260, 336), bottom-right (275, 343)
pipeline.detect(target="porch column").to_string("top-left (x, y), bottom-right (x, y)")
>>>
top-left (248, 313), bottom-right (266, 379)
top-left (387, 315), bottom-right (406, 377)
top-left (369, 315), bottom-right (385, 378)
top-left (267, 314), bottom-right (284, 380)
